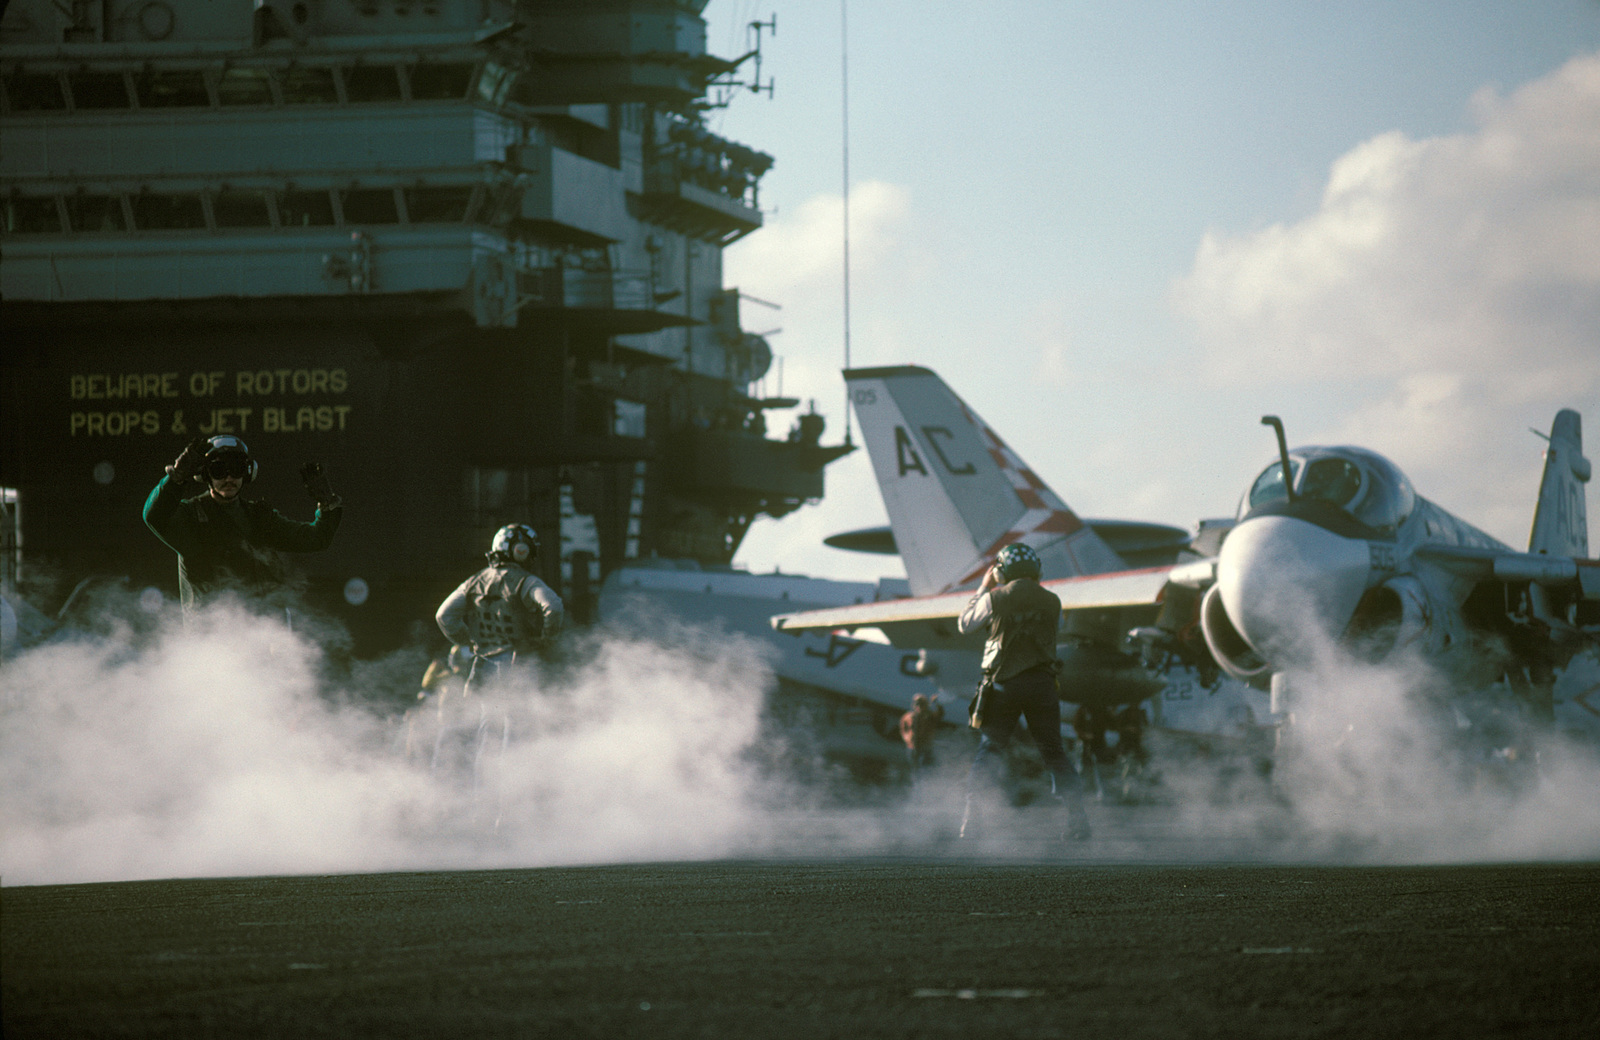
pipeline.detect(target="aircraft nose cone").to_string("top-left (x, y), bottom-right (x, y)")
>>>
top-left (1216, 515), bottom-right (1372, 668)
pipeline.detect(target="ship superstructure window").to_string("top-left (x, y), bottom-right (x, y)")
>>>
top-left (476, 61), bottom-right (515, 106)
top-left (69, 71), bottom-right (131, 109)
top-left (212, 190), bottom-right (273, 228)
top-left (341, 188), bottom-right (399, 224)
top-left (344, 64), bottom-right (402, 102)
top-left (280, 65), bottom-right (339, 104)
top-left (408, 62), bottom-right (474, 100)
top-left (131, 193), bottom-right (205, 230)
top-left (614, 400), bottom-right (647, 439)
top-left (218, 67), bottom-right (274, 106)
top-left (64, 194), bottom-right (128, 232)
top-left (279, 189), bottom-right (336, 226)
top-left (135, 69), bottom-right (210, 109)
top-left (463, 467), bottom-right (536, 530)
top-left (4, 70), bottom-right (68, 112)
top-left (538, 111), bottom-right (622, 168)
top-left (404, 186), bottom-right (472, 223)
top-left (4, 197), bottom-right (63, 234)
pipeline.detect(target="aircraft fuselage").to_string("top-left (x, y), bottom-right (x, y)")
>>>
top-left (1202, 444), bottom-right (1570, 695)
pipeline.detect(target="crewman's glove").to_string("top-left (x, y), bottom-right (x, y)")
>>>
top-left (300, 462), bottom-right (342, 510)
top-left (166, 437), bottom-right (208, 484)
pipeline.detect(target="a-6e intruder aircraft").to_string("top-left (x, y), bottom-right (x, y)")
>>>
top-left (772, 366), bottom-right (1599, 752)
top-left (773, 366), bottom-right (1268, 749)
top-left (1193, 411), bottom-right (1596, 726)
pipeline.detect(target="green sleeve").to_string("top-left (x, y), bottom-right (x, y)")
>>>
top-left (142, 475), bottom-right (200, 556)
top-left (256, 502), bottom-right (343, 554)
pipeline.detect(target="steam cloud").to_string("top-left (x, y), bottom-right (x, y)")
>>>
top-left (3, 594), bottom-right (1598, 887)
top-left (1155, 580), bottom-right (1600, 864)
top-left (1, 601), bottom-right (792, 886)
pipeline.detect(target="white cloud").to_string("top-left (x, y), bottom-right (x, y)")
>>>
top-left (1173, 51), bottom-right (1600, 547)
top-left (725, 180), bottom-right (913, 299)
top-left (1178, 52), bottom-right (1600, 388)
top-left (724, 179), bottom-right (918, 411)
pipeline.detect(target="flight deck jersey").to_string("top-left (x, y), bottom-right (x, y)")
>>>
top-left (436, 564), bottom-right (564, 654)
top-left (958, 578), bottom-right (1062, 683)
top-left (142, 474), bottom-right (343, 608)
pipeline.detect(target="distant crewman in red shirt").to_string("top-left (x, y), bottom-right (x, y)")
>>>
top-left (899, 693), bottom-right (944, 776)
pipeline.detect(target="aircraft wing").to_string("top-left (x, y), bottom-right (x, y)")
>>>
top-left (771, 566), bottom-right (1177, 649)
top-left (1415, 545), bottom-right (1600, 597)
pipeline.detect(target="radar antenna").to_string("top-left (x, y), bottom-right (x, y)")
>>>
top-left (707, 15), bottom-right (777, 109)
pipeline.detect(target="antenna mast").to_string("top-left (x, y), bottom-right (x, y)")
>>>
top-left (840, 0), bottom-right (854, 445)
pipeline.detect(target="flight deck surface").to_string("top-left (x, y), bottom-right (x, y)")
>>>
top-left (6, 846), bottom-right (1597, 1038)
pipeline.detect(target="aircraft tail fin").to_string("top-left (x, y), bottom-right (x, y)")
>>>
top-left (1529, 409), bottom-right (1590, 558)
top-left (844, 366), bottom-right (1126, 597)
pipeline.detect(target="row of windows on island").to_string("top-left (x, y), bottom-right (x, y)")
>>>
top-left (4, 184), bottom-right (480, 234)
top-left (1, 60), bottom-right (475, 113)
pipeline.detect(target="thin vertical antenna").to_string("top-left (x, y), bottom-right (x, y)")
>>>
top-left (840, 0), bottom-right (853, 445)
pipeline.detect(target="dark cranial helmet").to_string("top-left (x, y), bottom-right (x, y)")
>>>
top-left (203, 435), bottom-right (257, 483)
top-left (995, 542), bottom-right (1042, 582)
top-left (488, 523), bottom-right (539, 567)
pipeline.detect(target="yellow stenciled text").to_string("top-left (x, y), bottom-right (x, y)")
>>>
top-left (263, 405), bottom-right (353, 433)
top-left (70, 410), bottom-right (163, 436)
top-left (236, 369), bottom-right (349, 396)
top-left (69, 373), bottom-right (181, 401)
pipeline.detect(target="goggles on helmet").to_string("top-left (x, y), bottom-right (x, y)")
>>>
top-left (207, 456), bottom-right (251, 479)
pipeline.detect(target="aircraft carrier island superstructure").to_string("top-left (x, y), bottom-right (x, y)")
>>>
top-left (1, 0), bottom-right (850, 650)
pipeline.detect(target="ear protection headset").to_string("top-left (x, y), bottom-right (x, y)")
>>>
top-left (203, 435), bottom-right (258, 484)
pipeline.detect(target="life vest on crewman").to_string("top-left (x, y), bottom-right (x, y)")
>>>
top-left (435, 525), bottom-right (564, 658)
top-left (982, 578), bottom-right (1062, 682)
top-left (461, 566), bottom-right (546, 652)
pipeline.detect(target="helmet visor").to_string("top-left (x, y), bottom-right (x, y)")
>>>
top-left (207, 456), bottom-right (249, 479)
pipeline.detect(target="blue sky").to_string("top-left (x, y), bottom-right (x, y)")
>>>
top-left (705, 1), bottom-right (1600, 581)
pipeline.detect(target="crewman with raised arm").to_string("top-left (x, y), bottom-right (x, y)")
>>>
top-left (957, 542), bottom-right (1091, 841)
top-left (143, 435), bottom-right (343, 615)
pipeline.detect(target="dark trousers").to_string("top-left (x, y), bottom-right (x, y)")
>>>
top-left (969, 666), bottom-right (1085, 808)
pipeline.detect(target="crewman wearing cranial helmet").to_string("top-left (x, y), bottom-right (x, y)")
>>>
top-left (143, 435), bottom-right (344, 614)
top-left (956, 541), bottom-right (1091, 842)
top-left (435, 524), bottom-right (564, 689)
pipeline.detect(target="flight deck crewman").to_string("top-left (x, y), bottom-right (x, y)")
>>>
top-left (899, 693), bottom-right (944, 777)
top-left (435, 524), bottom-right (564, 692)
top-left (957, 542), bottom-right (1091, 841)
top-left (143, 435), bottom-right (343, 615)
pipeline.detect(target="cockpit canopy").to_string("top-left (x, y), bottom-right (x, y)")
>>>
top-left (1241, 446), bottom-right (1416, 535)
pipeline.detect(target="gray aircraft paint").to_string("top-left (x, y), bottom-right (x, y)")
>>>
top-left (1530, 409), bottom-right (1590, 559)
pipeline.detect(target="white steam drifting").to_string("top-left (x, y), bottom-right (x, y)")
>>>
top-left (1, 604), bottom-right (788, 886)
top-left (3, 597), bottom-right (1598, 887)
top-left (1153, 578), bottom-right (1600, 864)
